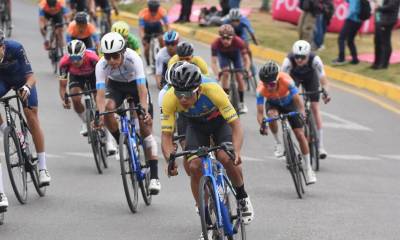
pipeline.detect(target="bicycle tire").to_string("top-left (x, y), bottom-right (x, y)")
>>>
top-left (98, 129), bottom-right (108, 169)
top-left (308, 111), bottom-right (320, 171)
top-left (0, 212), bottom-right (4, 225)
top-left (119, 134), bottom-right (139, 213)
top-left (4, 127), bottom-right (28, 204)
top-left (30, 161), bottom-right (46, 197)
top-left (283, 131), bottom-right (303, 199)
top-left (138, 144), bottom-right (152, 206)
top-left (87, 109), bottom-right (103, 174)
top-left (229, 71), bottom-right (240, 114)
top-left (224, 176), bottom-right (246, 240)
top-left (199, 176), bottom-right (224, 240)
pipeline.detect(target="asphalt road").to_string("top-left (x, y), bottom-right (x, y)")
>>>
top-left (1, 1), bottom-right (400, 239)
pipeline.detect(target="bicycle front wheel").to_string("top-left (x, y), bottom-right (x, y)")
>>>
top-left (308, 112), bottom-right (320, 171)
top-left (0, 211), bottom-right (4, 225)
top-left (229, 73), bottom-right (240, 113)
top-left (199, 176), bottom-right (224, 240)
top-left (30, 160), bottom-right (46, 197)
top-left (224, 176), bottom-right (246, 240)
top-left (4, 127), bottom-right (27, 204)
top-left (119, 134), bottom-right (139, 213)
top-left (283, 131), bottom-right (303, 199)
top-left (138, 144), bottom-right (152, 206)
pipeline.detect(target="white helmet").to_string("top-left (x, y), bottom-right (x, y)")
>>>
top-left (100, 32), bottom-right (126, 54)
top-left (292, 40), bottom-right (311, 56)
top-left (67, 39), bottom-right (86, 58)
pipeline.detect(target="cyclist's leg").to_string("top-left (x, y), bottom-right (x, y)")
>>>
top-left (68, 74), bottom-right (86, 122)
top-left (157, 31), bottom-right (165, 48)
top-left (53, 13), bottom-right (65, 48)
top-left (265, 102), bottom-right (281, 144)
top-left (104, 81), bottom-right (125, 143)
top-left (0, 81), bottom-right (11, 133)
top-left (217, 53), bottom-right (230, 93)
top-left (142, 33), bottom-right (151, 65)
top-left (231, 51), bottom-right (245, 103)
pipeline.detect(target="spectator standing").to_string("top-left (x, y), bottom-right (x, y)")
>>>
top-left (220, 0), bottom-right (231, 16)
top-left (229, 0), bottom-right (241, 8)
top-left (298, 0), bottom-right (322, 45)
top-left (332, 0), bottom-right (362, 65)
top-left (175, 0), bottom-right (194, 23)
top-left (313, 0), bottom-right (334, 50)
top-left (371, 0), bottom-right (400, 69)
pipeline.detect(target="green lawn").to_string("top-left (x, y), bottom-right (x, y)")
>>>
top-left (119, 1), bottom-right (400, 84)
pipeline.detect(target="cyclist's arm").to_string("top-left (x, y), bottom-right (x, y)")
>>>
top-left (313, 56), bottom-right (329, 91)
top-left (293, 93), bottom-right (305, 117)
top-left (281, 57), bottom-right (292, 73)
top-left (256, 93), bottom-right (265, 125)
top-left (161, 9), bottom-right (170, 31)
top-left (242, 52), bottom-right (251, 72)
top-left (161, 131), bottom-right (174, 163)
top-left (160, 91), bottom-right (177, 161)
top-left (243, 18), bottom-right (258, 45)
top-left (58, 57), bottom-right (69, 101)
top-left (138, 12), bottom-right (146, 40)
top-left (211, 56), bottom-right (219, 77)
top-left (95, 61), bottom-right (107, 113)
top-left (38, 9), bottom-right (47, 36)
top-left (229, 118), bottom-right (243, 160)
top-left (155, 54), bottom-right (165, 89)
top-left (133, 54), bottom-right (149, 112)
top-left (195, 57), bottom-right (209, 75)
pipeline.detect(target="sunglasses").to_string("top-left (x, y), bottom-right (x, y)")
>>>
top-left (174, 88), bottom-right (198, 99)
top-left (69, 55), bottom-right (83, 62)
top-left (165, 41), bottom-right (177, 46)
top-left (179, 56), bottom-right (192, 61)
top-left (264, 81), bottom-right (277, 88)
top-left (104, 52), bottom-right (121, 61)
top-left (294, 54), bottom-right (307, 60)
top-left (221, 36), bottom-right (233, 40)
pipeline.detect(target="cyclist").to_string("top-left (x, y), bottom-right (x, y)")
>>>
top-left (256, 60), bottom-right (316, 184)
top-left (168, 41), bottom-right (209, 76)
top-left (111, 21), bottom-right (141, 54)
top-left (224, 8), bottom-right (258, 46)
top-left (211, 24), bottom-right (251, 114)
top-left (39, 0), bottom-right (69, 50)
top-left (281, 40), bottom-right (330, 159)
top-left (68, 0), bottom-right (89, 14)
top-left (161, 63), bottom-right (254, 234)
top-left (67, 11), bottom-right (100, 51)
top-left (139, 0), bottom-right (170, 67)
top-left (95, 32), bottom-right (161, 194)
top-left (155, 30), bottom-right (179, 89)
top-left (90, 0), bottom-right (118, 29)
top-left (0, 31), bottom-right (51, 198)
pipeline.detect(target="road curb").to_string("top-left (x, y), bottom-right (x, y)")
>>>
top-left (115, 11), bottom-right (400, 105)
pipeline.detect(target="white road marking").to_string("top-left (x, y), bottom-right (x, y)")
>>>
top-left (379, 155), bottom-right (400, 160)
top-left (65, 152), bottom-right (93, 158)
top-left (321, 111), bottom-right (373, 132)
top-left (329, 154), bottom-right (381, 161)
top-left (46, 153), bottom-right (64, 159)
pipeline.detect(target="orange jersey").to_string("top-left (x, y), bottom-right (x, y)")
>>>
top-left (138, 7), bottom-right (169, 27)
top-left (39, 0), bottom-right (66, 15)
top-left (67, 21), bottom-right (97, 39)
top-left (256, 72), bottom-right (299, 106)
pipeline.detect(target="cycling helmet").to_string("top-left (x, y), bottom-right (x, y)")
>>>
top-left (75, 12), bottom-right (89, 24)
top-left (165, 61), bottom-right (185, 85)
top-left (170, 62), bottom-right (202, 91)
top-left (163, 30), bottom-right (179, 45)
top-left (147, 0), bottom-right (160, 11)
top-left (111, 21), bottom-right (130, 38)
top-left (292, 40), bottom-right (311, 56)
top-left (46, 0), bottom-right (57, 7)
top-left (100, 32), bottom-right (126, 54)
top-left (0, 30), bottom-right (4, 46)
top-left (259, 60), bottom-right (280, 83)
top-left (67, 40), bottom-right (86, 58)
top-left (229, 8), bottom-right (242, 21)
top-left (219, 24), bottom-right (235, 37)
top-left (176, 41), bottom-right (193, 57)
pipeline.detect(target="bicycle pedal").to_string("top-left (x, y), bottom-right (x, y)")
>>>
top-left (39, 182), bottom-right (50, 187)
top-left (0, 207), bottom-right (7, 213)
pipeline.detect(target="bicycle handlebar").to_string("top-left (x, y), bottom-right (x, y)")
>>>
top-left (94, 104), bottom-right (146, 126)
top-left (64, 89), bottom-right (97, 99)
top-left (262, 111), bottom-right (299, 124)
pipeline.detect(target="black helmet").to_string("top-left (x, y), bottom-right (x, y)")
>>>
top-left (46, 0), bottom-right (57, 7)
top-left (147, 0), bottom-right (160, 11)
top-left (0, 30), bottom-right (4, 46)
top-left (176, 41), bottom-right (194, 57)
top-left (171, 62), bottom-right (202, 91)
top-left (165, 61), bottom-right (185, 85)
top-left (75, 12), bottom-right (88, 24)
top-left (259, 60), bottom-right (280, 83)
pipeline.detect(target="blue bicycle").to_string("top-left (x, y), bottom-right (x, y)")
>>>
top-left (169, 143), bottom-right (246, 240)
top-left (96, 104), bottom-right (152, 213)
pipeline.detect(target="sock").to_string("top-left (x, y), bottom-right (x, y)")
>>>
top-left (38, 152), bottom-right (47, 170)
top-left (0, 122), bottom-right (7, 134)
top-left (302, 154), bottom-right (311, 169)
top-left (272, 133), bottom-right (281, 145)
top-left (0, 163), bottom-right (4, 193)
top-left (319, 129), bottom-right (324, 148)
top-left (109, 130), bottom-right (120, 144)
top-left (235, 184), bottom-right (248, 200)
top-left (78, 112), bottom-right (86, 123)
top-left (239, 91), bottom-right (244, 103)
top-left (148, 160), bottom-right (158, 179)
top-left (223, 88), bottom-right (230, 95)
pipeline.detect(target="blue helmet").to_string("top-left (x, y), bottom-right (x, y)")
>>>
top-left (163, 30), bottom-right (179, 45)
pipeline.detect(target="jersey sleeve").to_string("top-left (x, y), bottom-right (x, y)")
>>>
top-left (312, 56), bottom-right (326, 79)
top-left (211, 40), bottom-right (219, 57)
top-left (132, 52), bottom-right (146, 85)
top-left (59, 55), bottom-right (70, 78)
top-left (281, 58), bottom-right (292, 73)
top-left (288, 79), bottom-right (299, 96)
top-left (95, 59), bottom-right (107, 90)
top-left (194, 57), bottom-right (209, 76)
top-left (15, 44), bottom-right (33, 76)
top-left (161, 89), bottom-right (177, 133)
top-left (205, 84), bottom-right (238, 123)
top-left (39, 8), bottom-right (45, 17)
top-left (242, 17), bottom-right (254, 34)
top-left (256, 92), bottom-right (265, 105)
top-left (161, 8), bottom-right (169, 24)
top-left (138, 10), bottom-right (146, 27)
top-left (127, 34), bottom-right (140, 51)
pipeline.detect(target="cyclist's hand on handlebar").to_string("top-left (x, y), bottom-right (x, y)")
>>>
top-left (18, 85), bottom-right (31, 102)
top-left (167, 156), bottom-right (178, 177)
top-left (92, 115), bottom-right (104, 129)
top-left (62, 98), bottom-right (71, 109)
top-left (234, 155), bottom-right (242, 166)
top-left (322, 90), bottom-right (331, 104)
top-left (259, 124), bottom-right (268, 135)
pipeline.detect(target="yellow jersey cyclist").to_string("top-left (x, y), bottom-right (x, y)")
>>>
top-left (281, 40), bottom-right (331, 159)
top-left (111, 21), bottom-right (141, 54)
top-left (167, 41), bottom-right (209, 76)
top-left (160, 63), bottom-right (254, 232)
top-left (155, 30), bottom-right (180, 89)
top-left (95, 32), bottom-right (161, 194)
top-left (256, 60), bottom-right (316, 184)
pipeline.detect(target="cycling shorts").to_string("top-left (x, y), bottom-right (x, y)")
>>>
top-left (106, 80), bottom-right (153, 117)
top-left (68, 72), bottom-right (96, 90)
top-left (177, 113), bottom-right (188, 137)
top-left (94, 0), bottom-right (110, 13)
top-left (69, 0), bottom-right (87, 11)
top-left (294, 74), bottom-right (320, 102)
top-left (185, 116), bottom-right (232, 157)
top-left (265, 101), bottom-right (303, 129)
top-left (143, 26), bottom-right (163, 43)
top-left (217, 50), bottom-right (243, 70)
top-left (0, 81), bottom-right (38, 107)
top-left (72, 36), bottom-right (94, 50)
top-left (44, 11), bottom-right (63, 26)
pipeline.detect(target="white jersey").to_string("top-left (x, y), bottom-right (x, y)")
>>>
top-left (155, 47), bottom-right (172, 76)
top-left (95, 48), bottom-right (146, 89)
top-left (281, 55), bottom-right (326, 79)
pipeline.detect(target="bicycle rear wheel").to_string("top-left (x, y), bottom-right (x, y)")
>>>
top-left (4, 127), bottom-right (27, 204)
top-left (307, 112), bottom-right (320, 171)
top-left (283, 131), bottom-right (303, 199)
top-left (138, 143), bottom-right (152, 206)
top-left (224, 176), bottom-right (246, 240)
top-left (199, 176), bottom-right (224, 240)
top-left (229, 72), bottom-right (240, 114)
top-left (119, 134), bottom-right (139, 213)
top-left (0, 211), bottom-right (4, 225)
top-left (98, 129), bottom-right (108, 169)
top-left (86, 109), bottom-right (103, 174)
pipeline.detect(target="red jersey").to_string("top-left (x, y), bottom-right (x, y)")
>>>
top-left (59, 50), bottom-right (99, 77)
top-left (211, 36), bottom-right (247, 56)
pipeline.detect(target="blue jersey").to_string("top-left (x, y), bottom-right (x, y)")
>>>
top-left (0, 40), bottom-right (33, 88)
top-left (224, 16), bottom-right (254, 42)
